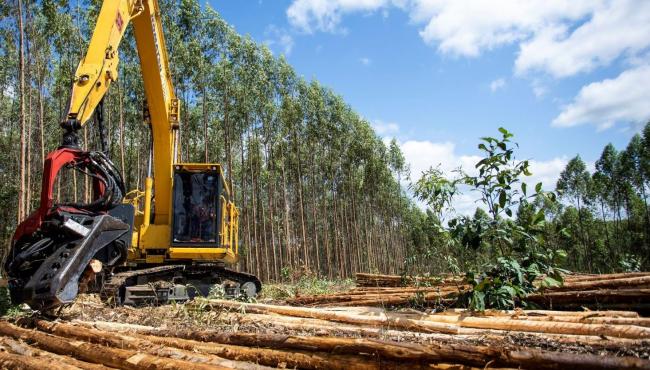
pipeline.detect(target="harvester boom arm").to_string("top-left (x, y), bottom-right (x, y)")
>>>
top-left (64, 0), bottom-right (179, 222)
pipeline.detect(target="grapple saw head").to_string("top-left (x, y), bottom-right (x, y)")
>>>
top-left (4, 148), bottom-right (133, 311)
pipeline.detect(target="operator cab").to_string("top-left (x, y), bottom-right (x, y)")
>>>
top-left (171, 164), bottom-right (225, 246)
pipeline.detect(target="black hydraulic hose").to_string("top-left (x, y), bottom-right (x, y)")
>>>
top-left (95, 98), bottom-right (109, 154)
top-left (58, 151), bottom-right (125, 212)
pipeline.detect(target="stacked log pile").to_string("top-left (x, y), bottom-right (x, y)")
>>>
top-left (288, 273), bottom-right (468, 307)
top-left (2, 272), bottom-right (649, 369)
top-left (355, 273), bottom-right (463, 287)
top-left (529, 272), bottom-right (650, 311)
top-left (288, 285), bottom-right (466, 307)
top-left (2, 301), bottom-right (648, 369)
top-left (299, 272), bottom-right (650, 310)
top-left (190, 299), bottom-right (650, 369)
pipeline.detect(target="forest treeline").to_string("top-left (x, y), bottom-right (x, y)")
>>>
top-left (0, 0), bottom-right (418, 281)
top-left (409, 126), bottom-right (650, 276)
top-left (1, 0), bottom-right (646, 284)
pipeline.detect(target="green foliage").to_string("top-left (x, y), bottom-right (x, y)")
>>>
top-left (464, 127), bottom-right (540, 220)
top-left (465, 257), bottom-right (532, 311)
top-left (619, 254), bottom-right (642, 272)
top-left (464, 250), bottom-right (568, 310)
top-left (412, 166), bottom-right (459, 219)
top-left (557, 156), bottom-right (591, 205)
top-left (449, 128), bottom-right (555, 258)
top-left (413, 127), bottom-right (568, 310)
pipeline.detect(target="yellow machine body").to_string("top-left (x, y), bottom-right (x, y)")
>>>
top-left (65, 0), bottom-right (240, 267)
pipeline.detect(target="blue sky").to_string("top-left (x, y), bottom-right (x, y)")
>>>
top-left (212, 0), bottom-right (650, 214)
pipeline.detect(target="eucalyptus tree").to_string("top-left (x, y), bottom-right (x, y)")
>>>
top-left (595, 144), bottom-right (623, 240)
top-left (620, 134), bottom-right (650, 241)
top-left (557, 155), bottom-right (592, 270)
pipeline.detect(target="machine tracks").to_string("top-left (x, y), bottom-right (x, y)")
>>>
top-left (99, 264), bottom-right (262, 305)
top-left (99, 265), bottom-right (185, 304)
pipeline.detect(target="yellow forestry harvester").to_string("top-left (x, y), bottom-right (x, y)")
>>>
top-left (4, 0), bottom-right (260, 310)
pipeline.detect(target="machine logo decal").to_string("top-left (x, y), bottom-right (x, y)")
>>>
top-left (116, 11), bottom-right (124, 32)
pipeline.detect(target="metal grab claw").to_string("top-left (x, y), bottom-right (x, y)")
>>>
top-left (11, 214), bottom-right (129, 310)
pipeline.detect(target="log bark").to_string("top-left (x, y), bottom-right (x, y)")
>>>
top-left (37, 319), bottom-right (380, 370)
top-left (0, 321), bottom-right (223, 370)
top-left (291, 288), bottom-right (466, 306)
top-left (202, 299), bottom-right (650, 339)
top-left (549, 275), bottom-right (650, 291)
top-left (355, 273), bottom-right (462, 287)
top-left (33, 320), bottom-right (264, 370)
top-left (0, 337), bottom-right (110, 370)
top-left (409, 313), bottom-right (650, 339)
top-left (0, 350), bottom-right (79, 370)
top-left (75, 321), bottom-right (650, 370)
top-left (562, 273), bottom-right (650, 282)
top-left (443, 309), bottom-right (639, 318)
top-left (528, 289), bottom-right (650, 305)
top-left (135, 331), bottom-right (392, 370)
top-left (202, 299), bottom-right (461, 334)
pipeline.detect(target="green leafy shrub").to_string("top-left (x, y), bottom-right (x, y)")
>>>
top-left (463, 249), bottom-right (568, 310)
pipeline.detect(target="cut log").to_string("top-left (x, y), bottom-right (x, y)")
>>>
top-left (0, 321), bottom-right (225, 370)
top-left (290, 287), bottom-right (466, 305)
top-left (562, 272), bottom-right (650, 282)
top-left (529, 289), bottom-right (650, 303)
top-left (443, 309), bottom-right (640, 318)
top-left (33, 320), bottom-right (269, 370)
top-left (201, 299), bottom-right (461, 334)
top-left (355, 273), bottom-right (464, 288)
top-left (202, 299), bottom-right (650, 339)
top-left (407, 312), bottom-right (650, 339)
top-left (316, 293), bottom-right (458, 307)
top-left (35, 319), bottom-right (383, 370)
top-left (500, 314), bottom-right (650, 327)
top-left (0, 337), bottom-right (111, 370)
top-left (0, 350), bottom-right (81, 370)
top-left (76, 316), bottom-right (647, 351)
top-left (350, 286), bottom-right (467, 294)
top-left (548, 275), bottom-right (650, 291)
top-left (135, 330), bottom-right (407, 370)
top-left (72, 322), bottom-right (650, 370)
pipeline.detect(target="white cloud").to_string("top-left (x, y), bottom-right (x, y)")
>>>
top-left (287, 0), bottom-right (391, 33)
top-left (400, 140), bottom-right (479, 179)
top-left (413, 1), bottom-right (596, 58)
top-left (490, 78), bottom-right (505, 92)
top-left (400, 139), bottom-right (567, 216)
top-left (515, 1), bottom-right (650, 78)
top-left (553, 65), bottom-right (650, 130)
top-left (287, 0), bottom-right (650, 132)
top-left (360, 57), bottom-right (372, 66)
top-left (531, 79), bottom-right (548, 98)
top-left (372, 120), bottom-right (399, 135)
top-left (264, 25), bottom-right (295, 56)
top-left (527, 157), bottom-right (569, 191)
top-left (287, 1), bottom-right (650, 79)
top-left (287, 1), bottom-right (599, 59)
